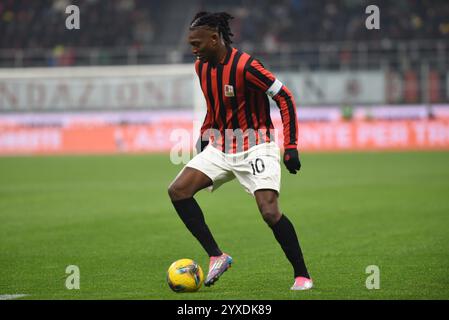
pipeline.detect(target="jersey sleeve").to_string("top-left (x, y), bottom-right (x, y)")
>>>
top-left (200, 110), bottom-right (213, 140)
top-left (245, 59), bottom-right (299, 149)
top-left (195, 60), bottom-right (213, 139)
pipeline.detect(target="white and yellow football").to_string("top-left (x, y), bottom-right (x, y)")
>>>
top-left (166, 258), bottom-right (204, 293)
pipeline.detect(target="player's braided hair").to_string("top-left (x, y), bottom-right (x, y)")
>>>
top-left (190, 11), bottom-right (234, 46)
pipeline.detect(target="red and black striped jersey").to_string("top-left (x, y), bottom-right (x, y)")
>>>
top-left (195, 46), bottom-right (298, 153)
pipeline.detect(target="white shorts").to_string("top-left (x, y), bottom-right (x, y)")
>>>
top-left (183, 142), bottom-right (281, 196)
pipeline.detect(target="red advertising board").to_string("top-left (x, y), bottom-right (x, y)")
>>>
top-left (1, 119), bottom-right (449, 155)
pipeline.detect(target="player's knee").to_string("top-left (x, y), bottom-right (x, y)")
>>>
top-left (256, 194), bottom-right (281, 226)
top-left (167, 183), bottom-right (192, 201)
top-left (261, 210), bottom-right (281, 227)
top-left (258, 205), bottom-right (279, 226)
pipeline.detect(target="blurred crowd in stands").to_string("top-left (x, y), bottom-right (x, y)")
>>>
top-left (0, 0), bottom-right (448, 66)
top-left (228, 0), bottom-right (449, 53)
top-left (0, 0), bottom-right (159, 49)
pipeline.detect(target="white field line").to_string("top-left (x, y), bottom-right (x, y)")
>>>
top-left (0, 294), bottom-right (29, 300)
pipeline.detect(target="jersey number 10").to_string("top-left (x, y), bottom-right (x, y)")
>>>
top-left (250, 158), bottom-right (265, 175)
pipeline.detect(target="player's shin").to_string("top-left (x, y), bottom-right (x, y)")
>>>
top-left (171, 197), bottom-right (223, 257)
top-left (270, 214), bottom-right (310, 279)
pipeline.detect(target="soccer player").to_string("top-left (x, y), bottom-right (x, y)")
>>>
top-left (168, 11), bottom-right (312, 290)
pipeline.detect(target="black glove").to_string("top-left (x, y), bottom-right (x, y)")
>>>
top-left (283, 148), bottom-right (301, 174)
top-left (195, 137), bottom-right (209, 153)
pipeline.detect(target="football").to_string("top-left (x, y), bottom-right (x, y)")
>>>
top-left (166, 258), bottom-right (204, 292)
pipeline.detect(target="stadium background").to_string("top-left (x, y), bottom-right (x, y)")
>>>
top-left (0, 0), bottom-right (448, 300)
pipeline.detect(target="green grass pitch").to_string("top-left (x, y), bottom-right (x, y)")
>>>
top-left (0, 151), bottom-right (448, 300)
